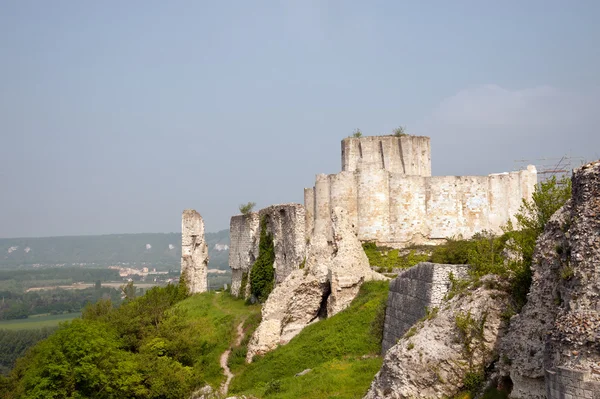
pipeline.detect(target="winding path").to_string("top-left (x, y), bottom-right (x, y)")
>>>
top-left (219, 320), bottom-right (245, 396)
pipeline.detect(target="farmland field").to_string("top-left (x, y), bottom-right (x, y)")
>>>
top-left (0, 313), bottom-right (81, 330)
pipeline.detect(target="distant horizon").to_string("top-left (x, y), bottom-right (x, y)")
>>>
top-left (0, 229), bottom-right (229, 241)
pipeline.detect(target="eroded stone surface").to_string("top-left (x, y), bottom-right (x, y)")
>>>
top-left (501, 160), bottom-right (600, 398)
top-left (365, 276), bottom-right (510, 399)
top-left (181, 209), bottom-right (209, 294)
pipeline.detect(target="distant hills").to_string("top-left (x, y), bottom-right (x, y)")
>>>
top-left (0, 230), bottom-right (230, 271)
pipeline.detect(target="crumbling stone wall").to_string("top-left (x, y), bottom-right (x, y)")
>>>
top-left (382, 262), bottom-right (468, 353)
top-left (229, 212), bottom-right (260, 297)
top-left (545, 367), bottom-right (600, 399)
top-left (229, 203), bottom-right (306, 298)
top-left (181, 209), bottom-right (209, 294)
top-left (307, 135), bottom-right (537, 247)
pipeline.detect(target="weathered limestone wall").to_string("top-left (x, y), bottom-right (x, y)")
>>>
top-left (382, 262), bottom-right (468, 353)
top-left (229, 204), bottom-right (306, 298)
top-left (181, 209), bottom-right (209, 294)
top-left (303, 187), bottom-right (314, 240)
top-left (229, 213), bottom-right (260, 297)
top-left (545, 367), bottom-right (600, 399)
top-left (341, 135), bottom-right (431, 176)
top-left (259, 204), bottom-right (306, 285)
top-left (307, 165), bottom-right (537, 248)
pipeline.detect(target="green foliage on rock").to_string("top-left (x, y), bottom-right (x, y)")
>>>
top-left (250, 218), bottom-right (275, 302)
top-left (239, 202), bottom-right (257, 215)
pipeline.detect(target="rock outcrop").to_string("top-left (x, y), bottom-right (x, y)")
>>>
top-left (502, 160), bottom-right (600, 398)
top-left (246, 207), bottom-right (385, 362)
top-left (365, 276), bottom-right (511, 399)
top-left (229, 204), bottom-right (306, 298)
top-left (181, 209), bottom-right (209, 294)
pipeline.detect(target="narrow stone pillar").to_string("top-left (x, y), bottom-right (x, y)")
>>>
top-left (181, 209), bottom-right (209, 294)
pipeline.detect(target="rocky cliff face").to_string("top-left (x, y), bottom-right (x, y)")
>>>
top-left (246, 207), bottom-right (385, 362)
top-left (181, 209), bottom-right (209, 294)
top-left (365, 276), bottom-right (511, 399)
top-left (502, 160), bottom-right (600, 398)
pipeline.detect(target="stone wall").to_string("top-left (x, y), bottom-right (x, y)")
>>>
top-left (229, 212), bottom-right (260, 297)
top-left (341, 135), bottom-right (431, 175)
top-left (545, 367), bottom-right (600, 399)
top-left (181, 209), bottom-right (209, 294)
top-left (307, 135), bottom-right (537, 248)
top-left (229, 203), bottom-right (306, 298)
top-left (382, 262), bottom-right (468, 353)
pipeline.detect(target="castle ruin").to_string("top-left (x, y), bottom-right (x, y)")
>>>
top-left (304, 135), bottom-right (537, 247)
top-left (229, 134), bottom-right (537, 298)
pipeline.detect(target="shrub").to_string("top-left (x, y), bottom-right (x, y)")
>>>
top-left (239, 202), bottom-right (256, 215)
top-left (392, 126), bottom-right (407, 137)
top-left (351, 128), bottom-right (362, 138)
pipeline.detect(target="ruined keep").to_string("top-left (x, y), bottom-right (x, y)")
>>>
top-left (181, 209), bottom-right (209, 294)
top-left (304, 135), bottom-right (538, 247)
top-left (230, 134), bottom-right (537, 298)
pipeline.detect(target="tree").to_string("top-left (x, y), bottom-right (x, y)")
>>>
top-left (239, 202), bottom-right (256, 215)
top-left (351, 128), bottom-right (362, 138)
top-left (503, 175), bottom-right (572, 308)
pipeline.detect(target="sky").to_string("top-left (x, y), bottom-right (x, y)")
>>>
top-left (1, 1), bottom-right (599, 238)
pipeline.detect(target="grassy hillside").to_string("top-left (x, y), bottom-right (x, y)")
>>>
top-left (0, 280), bottom-right (389, 399)
top-left (230, 280), bottom-right (389, 399)
top-left (0, 230), bottom-right (230, 270)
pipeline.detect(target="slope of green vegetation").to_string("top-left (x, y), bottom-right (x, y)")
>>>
top-left (0, 230), bottom-right (230, 270)
top-left (229, 280), bottom-right (388, 398)
top-left (0, 282), bottom-right (261, 398)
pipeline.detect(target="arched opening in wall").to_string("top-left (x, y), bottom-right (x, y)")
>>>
top-left (279, 208), bottom-right (286, 218)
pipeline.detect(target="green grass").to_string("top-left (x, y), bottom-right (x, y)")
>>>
top-left (174, 291), bottom-right (261, 387)
top-left (229, 280), bottom-right (389, 398)
top-left (0, 313), bottom-right (81, 330)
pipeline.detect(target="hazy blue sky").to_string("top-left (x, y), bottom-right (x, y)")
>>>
top-left (1, 1), bottom-right (599, 238)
